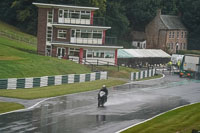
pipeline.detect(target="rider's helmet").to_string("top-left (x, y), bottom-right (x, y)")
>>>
top-left (102, 85), bottom-right (106, 88)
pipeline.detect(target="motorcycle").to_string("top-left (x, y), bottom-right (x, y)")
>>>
top-left (98, 91), bottom-right (107, 107)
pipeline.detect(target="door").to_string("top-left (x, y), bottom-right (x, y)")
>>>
top-left (57, 47), bottom-right (65, 58)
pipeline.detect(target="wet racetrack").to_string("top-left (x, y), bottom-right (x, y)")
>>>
top-left (0, 74), bottom-right (200, 133)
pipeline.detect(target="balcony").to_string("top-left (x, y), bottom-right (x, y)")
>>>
top-left (69, 36), bottom-right (117, 46)
top-left (58, 17), bottom-right (105, 26)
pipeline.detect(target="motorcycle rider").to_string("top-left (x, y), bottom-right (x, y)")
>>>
top-left (98, 85), bottom-right (108, 102)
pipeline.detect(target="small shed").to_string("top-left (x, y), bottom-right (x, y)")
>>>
top-left (118, 49), bottom-right (171, 67)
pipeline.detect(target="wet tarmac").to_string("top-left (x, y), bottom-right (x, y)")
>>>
top-left (0, 74), bottom-right (200, 133)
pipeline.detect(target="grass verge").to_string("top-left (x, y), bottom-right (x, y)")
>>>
top-left (92, 66), bottom-right (139, 79)
top-left (137, 74), bottom-right (163, 81)
top-left (0, 79), bottom-right (126, 99)
top-left (122, 103), bottom-right (200, 133)
top-left (0, 101), bottom-right (24, 114)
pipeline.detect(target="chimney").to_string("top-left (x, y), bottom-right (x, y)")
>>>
top-left (157, 9), bottom-right (161, 16)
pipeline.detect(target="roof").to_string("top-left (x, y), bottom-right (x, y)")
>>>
top-left (33, 2), bottom-right (99, 11)
top-left (160, 15), bottom-right (186, 30)
top-left (52, 23), bottom-right (111, 30)
top-left (118, 49), bottom-right (171, 58)
top-left (51, 41), bottom-right (123, 49)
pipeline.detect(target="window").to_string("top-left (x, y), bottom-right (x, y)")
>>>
top-left (59, 10), bottom-right (63, 17)
top-left (57, 47), bottom-right (65, 57)
top-left (87, 51), bottom-right (93, 57)
top-left (80, 11), bottom-right (90, 19)
top-left (185, 32), bottom-right (187, 38)
top-left (58, 30), bottom-right (67, 39)
top-left (177, 31), bottom-right (179, 38)
top-left (64, 10), bottom-right (69, 18)
top-left (47, 10), bottom-right (53, 23)
top-left (93, 31), bottom-right (102, 39)
top-left (105, 52), bottom-right (114, 58)
top-left (69, 48), bottom-right (80, 57)
top-left (71, 29), bottom-right (103, 40)
top-left (169, 32), bottom-right (171, 38)
top-left (46, 46), bottom-right (51, 56)
top-left (172, 32), bottom-right (174, 38)
top-left (93, 51), bottom-right (100, 58)
top-left (70, 10), bottom-right (80, 18)
top-left (181, 32), bottom-right (184, 38)
top-left (46, 27), bottom-right (52, 42)
top-left (171, 43), bottom-right (174, 50)
top-left (86, 50), bottom-right (114, 58)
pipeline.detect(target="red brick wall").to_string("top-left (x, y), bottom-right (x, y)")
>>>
top-left (37, 8), bottom-right (49, 55)
top-left (145, 14), bottom-right (167, 49)
top-left (52, 45), bottom-right (57, 57)
top-left (52, 27), bottom-right (70, 42)
top-left (53, 9), bottom-right (58, 23)
top-left (166, 30), bottom-right (188, 53)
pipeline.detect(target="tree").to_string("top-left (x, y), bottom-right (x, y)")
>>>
top-left (123, 0), bottom-right (160, 31)
top-left (179, 0), bottom-right (200, 49)
top-left (105, 0), bottom-right (130, 43)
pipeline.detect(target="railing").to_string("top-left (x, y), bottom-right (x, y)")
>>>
top-left (68, 57), bottom-right (120, 71)
top-left (57, 17), bottom-right (105, 26)
top-left (0, 30), bottom-right (37, 45)
top-left (70, 36), bottom-right (117, 45)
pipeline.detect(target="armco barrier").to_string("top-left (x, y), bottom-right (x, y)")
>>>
top-left (130, 69), bottom-right (156, 81)
top-left (0, 71), bottom-right (107, 89)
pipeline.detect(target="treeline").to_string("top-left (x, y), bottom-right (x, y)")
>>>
top-left (0, 0), bottom-right (199, 49)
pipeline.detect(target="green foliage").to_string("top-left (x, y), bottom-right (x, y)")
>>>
top-left (0, 0), bottom-right (199, 49)
top-left (0, 36), bottom-right (91, 78)
top-left (179, 0), bottom-right (200, 50)
top-left (105, 0), bottom-right (130, 40)
top-left (123, 0), bottom-right (160, 31)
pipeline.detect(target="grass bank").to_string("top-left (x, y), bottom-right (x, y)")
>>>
top-left (0, 79), bottom-right (126, 99)
top-left (136, 74), bottom-right (163, 81)
top-left (0, 36), bottom-right (91, 78)
top-left (93, 66), bottom-right (139, 79)
top-left (122, 103), bottom-right (200, 133)
top-left (0, 101), bottom-right (24, 114)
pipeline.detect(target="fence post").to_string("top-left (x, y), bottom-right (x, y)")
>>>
top-left (92, 64), bottom-right (94, 71)
top-left (118, 64), bottom-right (119, 72)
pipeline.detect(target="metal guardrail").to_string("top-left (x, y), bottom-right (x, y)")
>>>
top-left (0, 30), bottom-right (37, 45)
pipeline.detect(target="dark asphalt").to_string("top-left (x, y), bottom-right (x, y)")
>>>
top-left (0, 73), bottom-right (200, 133)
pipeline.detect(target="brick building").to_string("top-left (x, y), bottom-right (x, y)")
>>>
top-left (145, 10), bottom-right (188, 54)
top-left (131, 31), bottom-right (146, 49)
top-left (33, 3), bottom-right (122, 65)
